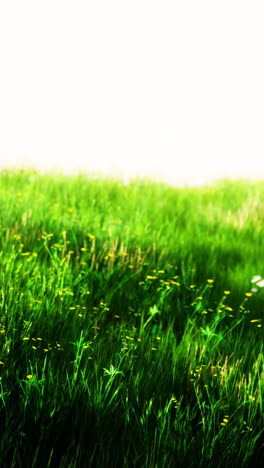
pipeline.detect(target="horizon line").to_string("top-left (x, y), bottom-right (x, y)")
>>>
top-left (1, 162), bottom-right (264, 189)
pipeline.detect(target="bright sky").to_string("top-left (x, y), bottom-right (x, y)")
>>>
top-left (0, 0), bottom-right (264, 186)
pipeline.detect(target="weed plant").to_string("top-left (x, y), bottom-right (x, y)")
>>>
top-left (0, 168), bottom-right (263, 467)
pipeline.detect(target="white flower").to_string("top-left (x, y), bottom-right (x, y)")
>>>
top-left (256, 280), bottom-right (264, 287)
top-left (251, 275), bottom-right (262, 283)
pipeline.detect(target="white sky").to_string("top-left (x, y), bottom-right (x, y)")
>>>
top-left (0, 0), bottom-right (264, 186)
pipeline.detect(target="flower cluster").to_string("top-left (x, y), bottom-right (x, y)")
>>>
top-left (251, 275), bottom-right (264, 292)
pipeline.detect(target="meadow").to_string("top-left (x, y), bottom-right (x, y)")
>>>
top-left (0, 168), bottom-right (263, 467)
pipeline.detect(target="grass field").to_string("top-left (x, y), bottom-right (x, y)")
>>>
top-left (0, 168), bottom-right (263, 467)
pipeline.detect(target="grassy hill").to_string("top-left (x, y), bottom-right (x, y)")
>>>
top-left (0, 168), bottom-right (263, 467)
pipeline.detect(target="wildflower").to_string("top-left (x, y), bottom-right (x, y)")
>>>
top-left (220, 415), bottom-right (229, 426)
top-left (251, 275), bottom-right (262, 283)
top-left (257, 280), bottom-right (264, 287)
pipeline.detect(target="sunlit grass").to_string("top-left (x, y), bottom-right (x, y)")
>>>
top-left (0, 168), bottom-right (263, 467)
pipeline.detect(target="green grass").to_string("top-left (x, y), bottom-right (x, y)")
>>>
top-left (0, 167), bottom-right (263, 467)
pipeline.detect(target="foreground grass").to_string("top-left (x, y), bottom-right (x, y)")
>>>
top-left (0, 168), bottom-right (263, 467)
